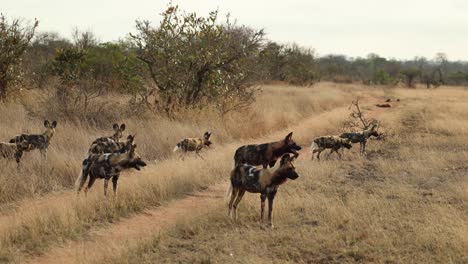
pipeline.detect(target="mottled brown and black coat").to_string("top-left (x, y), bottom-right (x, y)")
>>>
top-left (227, 154), bottom-right (299, 227)
top-left (310, 135), bottom-right (352, 160)
top-left (339, 124), bottom-right (379, 154)
top-left (9, 120), bottom-right (57, 159)
top-left (234, 132), bottom-right (301, 169)
top-left (173, 132), bottom-right (212, 157)
top-left (87, 123), bottom-right (127, 154)
top-left (76, 142), bottom-right (147, 196)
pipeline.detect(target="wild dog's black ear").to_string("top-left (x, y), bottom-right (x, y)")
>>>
top-left (127, 134), bottom-right (134, 142)
top-left (44, 120), bottom-right (50, 128)
top-left (120, 123), bottom-right (126, 131)
top-left (113, 123), bottom-right (119, 131)
top-left (285, 132), bottom-right (293, 141)
top-left (280, 154), bottom-right (291, 166)
top-left (51, 121), bottom-right (57, 128)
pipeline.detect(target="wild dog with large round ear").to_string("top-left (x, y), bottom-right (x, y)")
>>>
top-left (8, 119), bottom-right (58, 159)
top-left (234, 131), bottom-right (302, 169)
top-left (227, 153), bottom-right (300, 227)
top-left (173, 131), bottom-right (213, 159)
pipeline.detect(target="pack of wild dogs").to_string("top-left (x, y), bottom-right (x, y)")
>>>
top-left (0, 101), bottom-right (383, 227)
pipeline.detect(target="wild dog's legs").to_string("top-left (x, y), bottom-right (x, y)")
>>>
top-left (196, 151), bottom-right (205, 160)
top-left (337, 148), bottom-right (343, 159)
top-left (104, 179), bottom-right (109, 196)
top-left (228, 187), bottom-right (239, 218)
top-left (326, 149), bottom-right (336, 159)
top-left (316, 148), bottom-right (324, 160)
top-left (40, 149), bottom-right (48, 160)
top-left (260, 193), bottom-right (267, 222)
top-left (112, 176), bottom-right (119, 195)
top-left (362, 141), bottom-right (367, 155)
top-left (84, 177), bottom-right (96, 195)
top-left (232, 190), bottom-right (245, 220)
top-left (76, 170), bottom-right (89, 193)
top-left (267, 190), bottom-right (277, 227)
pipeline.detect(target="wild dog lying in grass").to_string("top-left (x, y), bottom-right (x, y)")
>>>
top-left (173, 131), bottom-right (212, 159)
top-left (339, 123), bottom-right (380, 155)
top-left (234, 132), bottom-right (301, 169)
top-left (9, 120), bottom-right (57, 159)
top-left (227, 154), bottom-right (299, 227)
top-left (310, 136), bottom-right (352, 160)
top-left (76, 139), bottom-right (147, 196)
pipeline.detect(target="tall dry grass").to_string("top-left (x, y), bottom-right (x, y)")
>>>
top-left (0, 83), bottom-right (381, 262)
top-left (101, 87), bottom-right (468, 264)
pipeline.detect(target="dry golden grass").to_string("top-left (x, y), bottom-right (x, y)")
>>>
top-left (102, 87), bottom-right (467, 264)
top-left (0, 83), bottom-right (371, 262)
top-left (0, 83), bottom-right (466, 263)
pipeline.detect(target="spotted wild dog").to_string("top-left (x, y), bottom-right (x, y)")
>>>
top-left (0, 140), bottom-right (31, 164)
top-left (310, 135), bottom-right (352, 160)
top-left (227, 154), bottom-right (299, 227)
top-left (88, 135), bottom-right (135, 155)
top-left (173, 131), bottom-right (212, 159)
top-left (93, 123), bottom-right (126, 144)
top-left (339, 123), bottom-right (379, 155)
top-left (75, 139), bottom-right (147, 196)
top-left (9, 120), bottom-right (57, 159)
top-left (234, 132), bottom-right (301, 169)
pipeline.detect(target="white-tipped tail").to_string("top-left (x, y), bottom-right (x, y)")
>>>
top-left (225, 182), bottom-right (233, 199)
top-left (310, 141), bottom-right (317, 154)
top-left (75, 170), bottom-right (84, 191)
top-left (173, 145), bottom-right (180, 152)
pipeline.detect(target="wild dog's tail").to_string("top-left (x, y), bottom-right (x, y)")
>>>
top-left (310, 141), bottom-right (317, 154)
top-left (173, 143), bottom-right (181, 152)
top-left (225, 182), bottom-right (233, 199)
top-left (75, 159), bottom-right (89, 192)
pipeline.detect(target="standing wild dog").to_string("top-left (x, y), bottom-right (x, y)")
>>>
top-left (0, 140), bottom-right (31, 164)
top-left (339, 123), bottom-right (380, 155)
top-left (93, 123), bottom-right (126, 144)
top-left (88, 135), bottom-right (135, 155)
top-left (173, 131), bottom-right (212, 159)
top-left (75, 139), bottom-right (147, 196)
top-left (227, 154), bottom-right (299, 227)
top-left (310, 136), bottom-right (352, 160)
top-left (9, 120), bottom-right (57, 159)
top-left (234, 132), bottom-right (301, 169)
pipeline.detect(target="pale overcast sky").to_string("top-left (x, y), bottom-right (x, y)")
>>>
top-left (2, 0), bottom-right (468, 60)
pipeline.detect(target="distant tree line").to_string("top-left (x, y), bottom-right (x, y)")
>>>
top-left (1, 7), bottom-right (468, 117)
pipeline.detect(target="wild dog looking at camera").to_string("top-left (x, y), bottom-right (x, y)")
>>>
top-left (227, 154), bottom-right (299, 227)
top-left (9, 120), bottom-right (57, 159)
top-left (339, 123), bottom-right (380, 155)
top-left (173, 131), bottom-right (212, 159)
top-left (75, 139), bottom-right (147, 196)
top-left (310, 136), bottom-right (352, 160)
top-left (93, 123), bottom-right (126, 144)
top-left (234, 132), bottom-right (301, 169)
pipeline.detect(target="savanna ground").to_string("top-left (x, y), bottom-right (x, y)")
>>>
top-left (0, 83), bottom-right (467, 263)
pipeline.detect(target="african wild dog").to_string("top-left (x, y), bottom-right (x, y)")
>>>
top-left (88, 135), bottom-right (135, 155)
top-left (234, 132), bottom-right (301, 169)
top-left (9, 120), bottom-right (57, 159)
top-left (75, 139), bottom-right (147, 196)
top-left (227, 154), bottom-right (299, 227)
top-left (173, 131), bottom-right (212, 159)
top-left (310, 136), bottom-right (352, 160)
top-left (0, 140), bottom-right (31, 164)
top-left (339, 123), bottom-right (379, 155)
top-left (87, 123), bottom-right (126, 154)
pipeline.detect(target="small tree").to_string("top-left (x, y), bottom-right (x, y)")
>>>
top-left (0, 14), bottom-right (38, 99)
top-left (401, 67), bottom-right (421, 88)
top-left (130, 6), bottom-right (265, 115)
